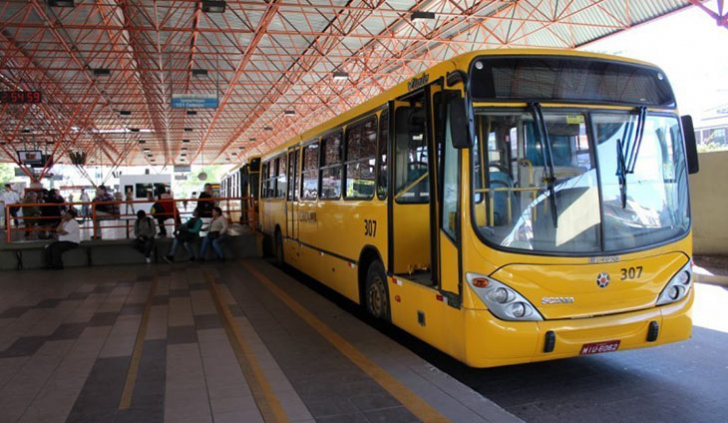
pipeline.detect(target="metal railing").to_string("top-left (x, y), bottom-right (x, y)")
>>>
top-left (3, 196), bottom-right (257, 244)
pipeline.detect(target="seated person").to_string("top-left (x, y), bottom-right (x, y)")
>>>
top-left (200, 207), bottom-right (228, 261)
top-left (163, 210), bottom-right (203, 263)
top-left (132, 210), bottom-right (157, 263)
top-left (44, 209), bottom-right (80, 270)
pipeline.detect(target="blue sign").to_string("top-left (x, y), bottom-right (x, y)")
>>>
top-left (171, 93), bottom-right (218, 109)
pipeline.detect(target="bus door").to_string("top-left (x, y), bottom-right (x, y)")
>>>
top-left (432, 87), bottom-right (464, 305)
top-left (286, 147), bottom-right (300, 261)
top-left (390, 85), bottom-right (451, 346)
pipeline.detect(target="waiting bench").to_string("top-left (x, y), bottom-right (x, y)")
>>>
top-left (0, 234), bottom-right (259, 271)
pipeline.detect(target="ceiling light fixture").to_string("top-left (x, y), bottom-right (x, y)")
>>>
top-left (93, 68), bottom-right (110, 76)
top-left (182, 139), bottom-right (190, 143)
top-left (411, 11), bottom-right (436, 20)
top-left (264, 126), bottom-right (273, 131)
top-left (284, 110), bottom-right (295, 116)
top-left (184, 128), bottom-right (193, 132)
top-left (192, 69), bottom-right (208, 77)
top-left (332, 71), bottom-right (349, 81)
top-left (48, 0), bottom-right (75, 7)
top-left (186, 110), bottom-right (197, 115)
top-left (202, 0), bottom-right (226, 13)
top-left (119, 110), bottom-right (131, 116)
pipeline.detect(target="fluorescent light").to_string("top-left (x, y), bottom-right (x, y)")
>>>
top-left (184, 128), bottom-right (193, 132)
top-left (129, 128), bottom-right (140, 133)
top-left (48, 0), bottom-right (75, 8)
top-left (93, 68), bottom-right (110, 76)
top-left (284, 110), bottom-right (295, 116)
top-left (333, 71), bottom-right (349, 81)
top-left (192, 69), bottom-right (208, 77)
top-left (119, 110), bottom-right (131, 116)
top-left (182, 139), bottom-right (190, 143)
top-left (411, 11), bottom-right (435, 20)
top-left (202, 0), bottom-right (226, 13)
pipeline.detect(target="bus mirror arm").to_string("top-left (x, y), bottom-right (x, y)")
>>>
top-left (449, 92), bottom-right (473, 149)
top-left (681, 115), bottom-right (699, 174)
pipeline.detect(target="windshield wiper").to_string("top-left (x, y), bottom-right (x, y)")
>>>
top-left (626, 106), bottom-right (647, 173)
top-left (528, 102), bottom-right (558, 228)
top-left (616, 138), bottom-right (628, 208)
top-left (615, 106), bottom-right (647, 209)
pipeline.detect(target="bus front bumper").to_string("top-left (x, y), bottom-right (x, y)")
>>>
top-left (462, 289), bottom-right (694, 368)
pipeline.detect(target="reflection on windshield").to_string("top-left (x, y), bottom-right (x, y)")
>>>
top-left (472, 111), bottom-right (690, 254)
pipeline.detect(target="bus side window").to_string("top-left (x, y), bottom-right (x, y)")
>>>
top-left (345, 116), bottom-right (377, 199)
top-left (377, 109), bottom-right (389, 200)
top-left (320, 131), bottom-right (343, 200)
top-left (277, 154), bottom-right (287, 199)
top-left (273, 157), bottom-right (280, 199)
top-left (301, 142), bottom-right (319, 201)
top-left (261, 161), bottom-right (268, 198)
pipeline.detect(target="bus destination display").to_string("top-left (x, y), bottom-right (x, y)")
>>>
top-left (0, 91), bottom-right (42, 104)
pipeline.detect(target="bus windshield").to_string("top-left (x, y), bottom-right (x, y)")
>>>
top-left (471, 111), bottom-right (690, 255)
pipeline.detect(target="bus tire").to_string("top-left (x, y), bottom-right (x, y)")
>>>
top-left (365, 261), bottom-right (390, 321)
top-left (274, 230), bottom-right (284, 267)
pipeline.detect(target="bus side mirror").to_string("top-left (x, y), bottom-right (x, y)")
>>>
top-left (449, 94), bottom-right (472, 149)
top-left (681, 115), bottom-right (699, 174)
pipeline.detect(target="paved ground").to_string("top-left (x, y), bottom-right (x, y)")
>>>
top-left (287, 268), bottom-right (728, 423)
top-left (0, 260), bottom-right (517, 423)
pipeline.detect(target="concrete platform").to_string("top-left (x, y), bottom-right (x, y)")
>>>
top-left (0, 234), bottom-right (259, 270)
top-left (0, 259), bottom-right (519, 423)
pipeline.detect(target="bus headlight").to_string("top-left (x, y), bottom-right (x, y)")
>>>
top-left (656, 261), bottom-right (693, 306)
top-left (466, 273), bottom-right (543, 321)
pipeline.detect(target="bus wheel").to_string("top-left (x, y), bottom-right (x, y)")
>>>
top-left (365, 261), bottom-right (390, 321)
top-left (274, 231), bottom-right (284, 267)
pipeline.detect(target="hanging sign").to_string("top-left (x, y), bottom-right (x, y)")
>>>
top-left (171, 93), bottom-right (218, 109)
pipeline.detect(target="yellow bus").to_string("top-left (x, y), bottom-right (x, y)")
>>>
top-left (222, 156), bottom-right (261, 224)
top-left (257, 49), bottom-right (700, 367)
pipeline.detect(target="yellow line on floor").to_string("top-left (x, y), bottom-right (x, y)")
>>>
top-left (119, 276), bottom-right (158, 410)
top-left (203, 271), bottom-right (290, 423)
top-left (242, 260), bottom-right (453, 423)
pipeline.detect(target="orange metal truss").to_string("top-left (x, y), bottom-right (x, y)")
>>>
top-left (0, 0), bottom-right (704, 173)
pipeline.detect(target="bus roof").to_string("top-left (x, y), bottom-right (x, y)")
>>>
top-left (260, 48), bottom-right (663, 160)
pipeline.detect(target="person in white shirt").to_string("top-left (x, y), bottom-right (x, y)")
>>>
top-left (44, 209), bottom-right (81, 270)
top-left (1, 184), bottom-right (21, 228)
top-left (200, 206), bottom-right (229, 261)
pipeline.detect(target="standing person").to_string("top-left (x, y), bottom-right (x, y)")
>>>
top-left (1, 184), bottom-right (21, 229)
top-left (199, 207), bottom-right (228, 261)
top-left (22, 191), bottom-right (40, 240)
top-left (195, 184), bottom-right (214, 218)
top-left (163, 210), bottom-right (203, 263)
top-left (92, 185), bottom-right (114, 239)
top-left (132, 210), bottom-right (157, 264)
top-left (80, 189), bottom-right (90, 219)
top-left (44, 209), bottom-right (80, 270)
top-left (124, 187), bottom-right (135, 216)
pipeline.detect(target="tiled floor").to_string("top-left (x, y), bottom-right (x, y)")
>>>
top-left (0, 260), bottom-right (518, 423)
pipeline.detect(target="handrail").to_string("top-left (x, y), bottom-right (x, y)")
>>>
top-left (4, 196), bottom-right (256, 243)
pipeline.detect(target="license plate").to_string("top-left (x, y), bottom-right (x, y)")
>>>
top-left (580, 340), bottom-right (621, 355)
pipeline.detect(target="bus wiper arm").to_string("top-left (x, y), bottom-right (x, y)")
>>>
top-left (616, 138), bottom-right (628, 209)
top-left (626, 106), bottom-right (647, 173)
top-left (528, 102), bottom-right (558, 228)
